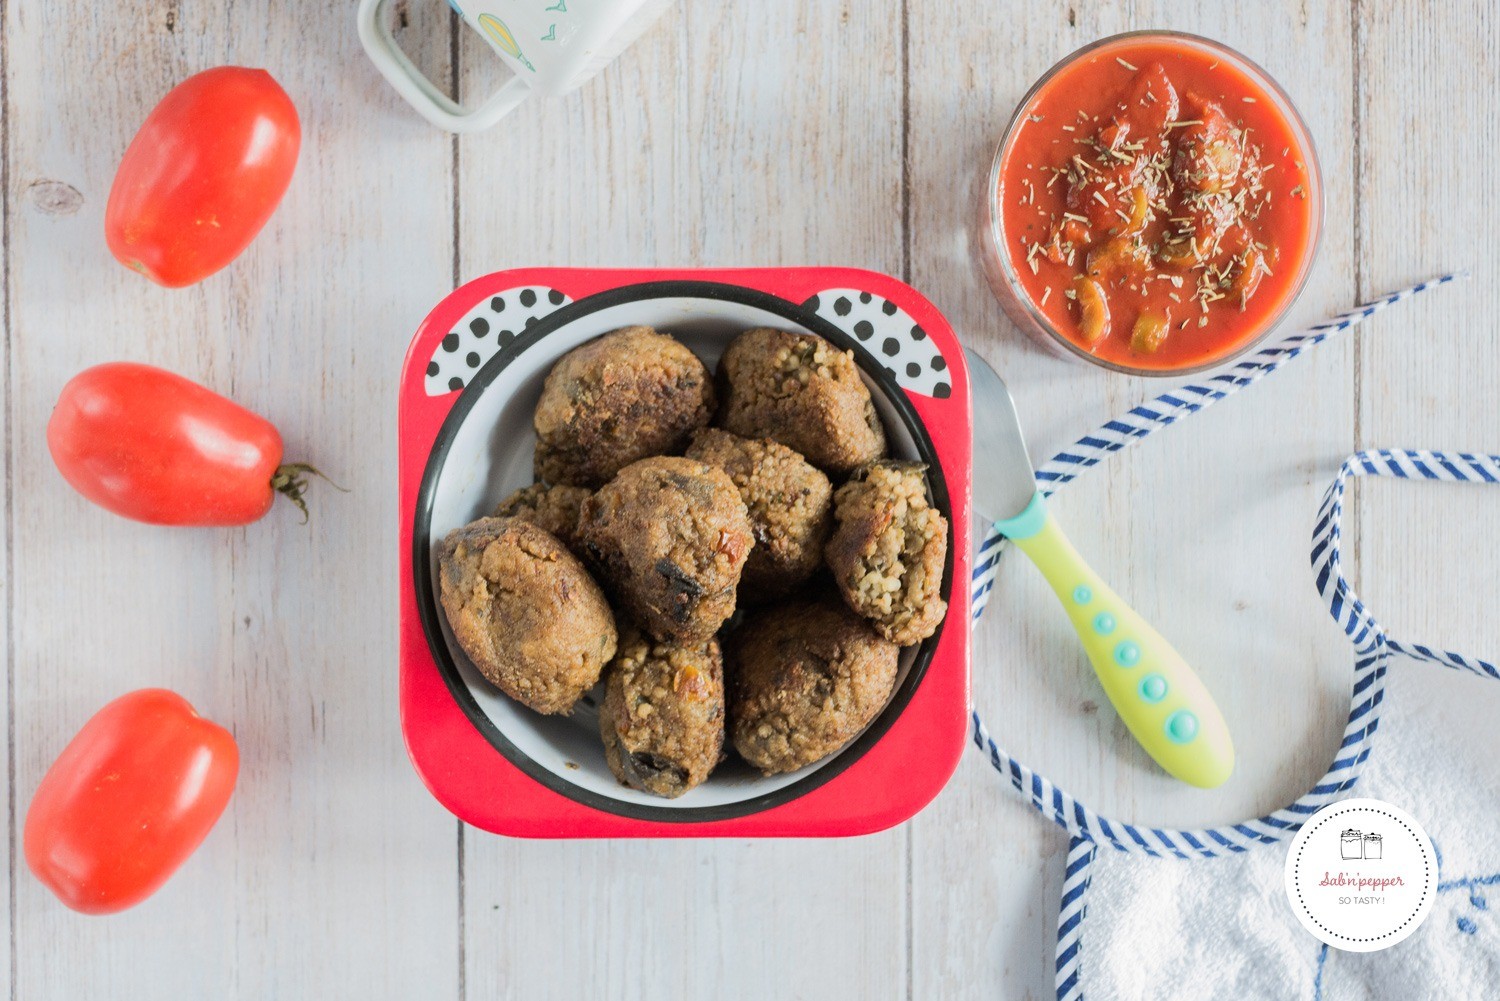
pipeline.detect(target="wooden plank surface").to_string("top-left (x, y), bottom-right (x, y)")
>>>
top-left (0, 1), bottom-right (1495, 1000)
top-left (5, 3), bottom-right (460, 998)
top-left (1354, 2), bottom-right (1500, 653)
top-left (0, 1), bottom-right (11, 990)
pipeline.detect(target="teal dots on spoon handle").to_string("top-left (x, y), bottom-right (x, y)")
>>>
top-left (998, 492), bottom-right (1235, 788)
top-left (1166, 710), bottom-right (1200, 744)
top-left (1139, 673), bottom-right (1168, 703)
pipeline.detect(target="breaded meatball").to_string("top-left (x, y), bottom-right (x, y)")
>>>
top-left (825, 461), bottom-right (949, 646)
top-left (599, 629), bottom-right (725, 798)
top-left (578, 457), bottom-right (753, 642)
top-left (728, 600), bottom-right (899, 775)
top-left (533, 326), bottom-right (715, 488)
top-left (437, 517), bottom-right (617, 714)
top-left (685, 428), bottom-right (833, 594)
top-left (716, 327), bottom-right (887, 476)
top-left (492, 482), bottom-right (591, 551)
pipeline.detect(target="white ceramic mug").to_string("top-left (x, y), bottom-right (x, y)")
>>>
top-left (358, 0), bottom-right (672, 133)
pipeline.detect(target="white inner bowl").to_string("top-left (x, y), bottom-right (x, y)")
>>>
top-left (421, 291), bottom-right (931, 813)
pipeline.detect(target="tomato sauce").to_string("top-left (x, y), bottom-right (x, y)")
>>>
top-left (998, 37), bottom-right (1318, 371)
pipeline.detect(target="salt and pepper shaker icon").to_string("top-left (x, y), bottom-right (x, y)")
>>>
top-left (1341, 828), bottom-right (1364, 859)
top-left (1364, 833), bottom-right (1382, 859)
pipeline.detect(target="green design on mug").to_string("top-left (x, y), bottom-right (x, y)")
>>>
top-left (478, 14), bottom-right (536, 71)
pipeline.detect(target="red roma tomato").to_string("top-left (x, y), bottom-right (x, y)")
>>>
top-left (48, 362), bottom-right (320, 526)
top-left (24, 689), bottom-right (239, 915)
top-left (105, 67), bottom-right (300, 287)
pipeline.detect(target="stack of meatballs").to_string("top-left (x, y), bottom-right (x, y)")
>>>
top-left (437, 325), bottom-right (949, 799)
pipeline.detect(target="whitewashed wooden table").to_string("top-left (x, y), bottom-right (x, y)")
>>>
top-left (3, 2), bottom-right (1497, 998)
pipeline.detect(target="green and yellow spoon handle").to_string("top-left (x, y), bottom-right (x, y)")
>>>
top-left (995, 492), bottom-right (1235, 788)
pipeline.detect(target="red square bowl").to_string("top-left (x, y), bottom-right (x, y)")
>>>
top-left (398, 268), bottom-right (972, 837)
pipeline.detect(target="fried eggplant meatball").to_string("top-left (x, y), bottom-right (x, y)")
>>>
top-left (437, 517), bottom-right (617, 714)
top-left (491, 482), bottom-right (591, 551)
top-left (825, 461), bottom-right (949, 646)
top-left (599, 629), bottom-right (726, 798)
top-left (728, 600), bottom-right (900, 775)
top-left (716, 327), bottom-right (887, 476)
top-left (533, 326), bottom-right (715, 488)
top-left (578, 456), bottom-right (753, 642)
top-left (685, 428), bottom-right (833, 594)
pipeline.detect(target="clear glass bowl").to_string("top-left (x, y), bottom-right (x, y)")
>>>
top-left (978, 31), bottom-right (1324, 377)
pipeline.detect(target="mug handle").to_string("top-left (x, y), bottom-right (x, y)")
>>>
top-left (357, 0), bottom-right (530, 133)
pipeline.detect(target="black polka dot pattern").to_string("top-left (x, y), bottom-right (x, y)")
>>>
top-left (802, 287), bottom-right (953, 398)
top-left (426, 285), bottom-right (573, 395)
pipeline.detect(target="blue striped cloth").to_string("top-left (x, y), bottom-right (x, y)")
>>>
top-left (963, 275), bottom-right (1497, 1000)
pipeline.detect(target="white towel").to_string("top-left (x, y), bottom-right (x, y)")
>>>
top-left (1080, 660), bottom-right (1500, 1000)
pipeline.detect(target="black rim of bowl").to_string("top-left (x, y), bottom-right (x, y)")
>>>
top-left (413, 280), bottom-right (954, 823)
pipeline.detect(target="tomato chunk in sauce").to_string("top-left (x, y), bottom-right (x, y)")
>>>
top-left (1000, 41), bottom-right (1318, 371)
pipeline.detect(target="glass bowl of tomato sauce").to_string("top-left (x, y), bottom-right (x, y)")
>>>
top-left (980, 31), bottom-right (1323, 375)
